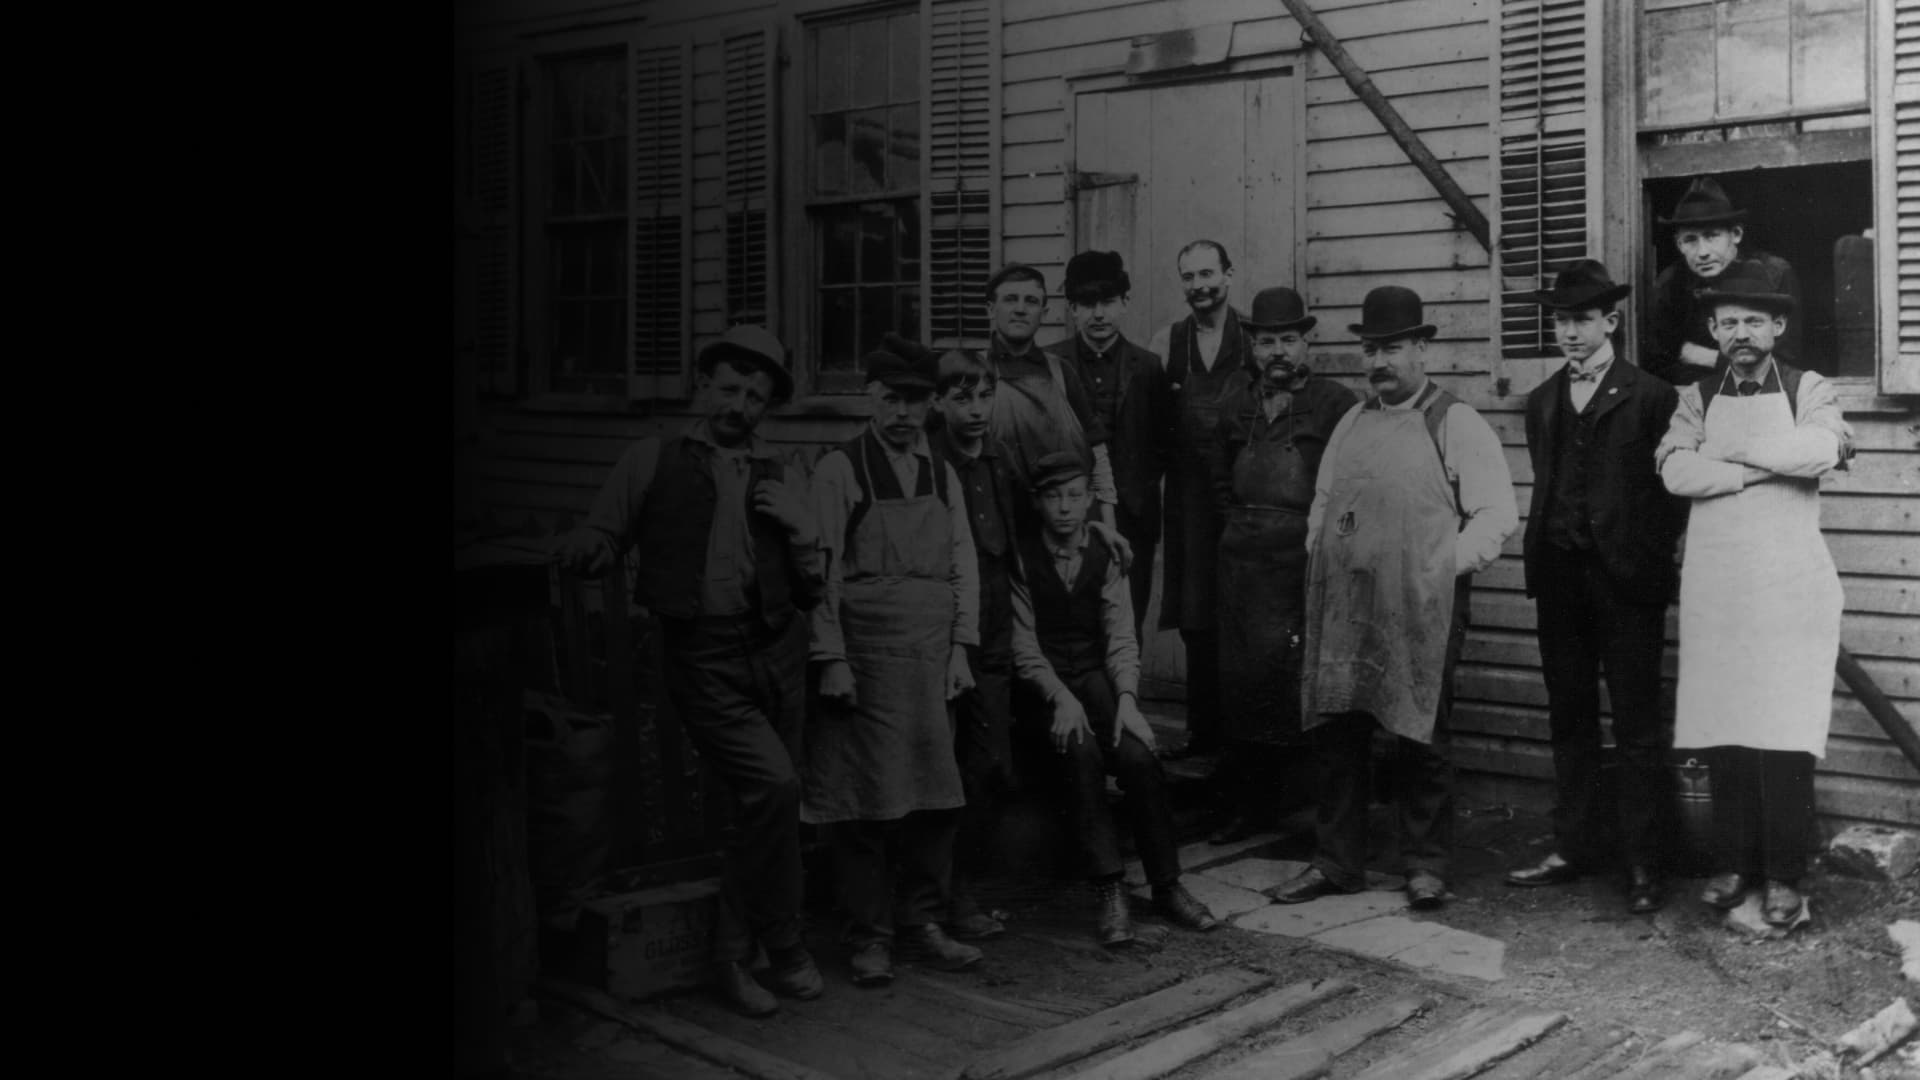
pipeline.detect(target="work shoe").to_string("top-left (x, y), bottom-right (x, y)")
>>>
top-left (1505, 852), bottom-right (1582, 888)
top-left (849, 942), bottom-right (894, 987)
top-left (1626, 867), bottom-right (1665, 915)
top-left (1264, 866), bottom-right (1361, 905)
top-left (764, 944), bottom-right (824, 1000)
top-left (946, 894), bottom-right (1007, 941)
top-left (1762, 880), bottom-right (1805, 927)
top-left (1208, 814), bottom-right (1259, 846)
top-left (715, 959), bottom-right (778, 1017)
top-left (1094, 879), bottom-right (1135, 948)
top-left (1152, 882), bottom-right (1220, 932)
top-left (1406, 870), bottom-right (1448, 910)
top-left (1699, 872), bottom-right (1751, 910)
top-left (896, 923), bottom-right (982, 972)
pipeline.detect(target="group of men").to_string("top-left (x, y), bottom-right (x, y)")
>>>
top-left (554, 173), bottom-right (1853, 1018)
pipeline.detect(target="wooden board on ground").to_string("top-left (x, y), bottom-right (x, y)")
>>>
top-left (1347, 1003), bottom-right (1568, 1080)
top-left (532, 978), bottom-right (839, 1080)
top-left (1199, 994), bottom-right (1436, 1080)
top-left (1070, 978), bottom-right (1353, 1080)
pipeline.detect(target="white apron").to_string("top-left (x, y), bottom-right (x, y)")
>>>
top-left (1673, 389), bottom-right (1841, 758)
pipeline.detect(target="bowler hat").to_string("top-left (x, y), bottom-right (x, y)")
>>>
top-left (1029, 450), bottom-right (1088, 493)
top-left (1347, 285), bottom-right (1437, 342)
top-left (1658, 177), bottom-right (1748, 230)
top-left (698, 324), bottom-right (794, 401)
top-left (984, 262), bottom-right (1048, 301)
top-left (1696, 259), bottom-right (1796, 316)
top-left (1063, 251), bottom-right (1131, 303)
top-left (1532, 259), bottom-right (1632, 311)
top-left (1244, 286), bottom-right (1317, 334)
top-left (864, 332), bottom-right (937, 392)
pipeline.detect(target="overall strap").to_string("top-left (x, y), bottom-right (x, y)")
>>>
top-left (1416, 383), bottom-right (1464, 522)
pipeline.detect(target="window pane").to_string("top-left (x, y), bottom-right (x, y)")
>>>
top-left (820, 288), bottom-right (857, 371)
top-left (554, 300), bottom-right (586, 372)
top-left (551, 145), bottom-right (577, 215)
top-left (896, 198), bottom-right (921, 276)
top-left (862, 203), bottom-right (896, 282)
top-left (581, 139), bottom-right (621, 215)
top-left (814, 113), bottom-right (847, 195)
top-left (890, 12), bottom-right (919, 103)
top-left (589, 300), bottom-right (624, 374)
top-left (859, 286), bottom-right (896, 357)
top-left (848, 108), bottom-right (887, 194)
top-left (815, 23), bottom-right (848, 112)
top-left (823, 211), bottom-right (858, 284)
top-left (897, 286), bottom-right (921, 344)
top-left (589, 226), bottom-right (622, 292)
top-left (849, 17), bottom-right (888, 109)
top-left (887, 104), bottom-right (919, 189)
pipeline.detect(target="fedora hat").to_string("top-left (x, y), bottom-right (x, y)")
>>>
top-left (1245, 286), bottom-right (1318, 334)
top-left (1658, 177), bottom-right (1748, 230)
top-left (1063, 250), bottom-right (1130, 303)
top-left (1029, 449), bottom-right (1089, 493)
top-left (1696, 259), bottom-right (1795, 316)
top-left (1532, 259), bottom-right (1632, 310)
top-left (699, 324), bottom-right (794, 402)
top-left (1347, 285), bottom-right (1437, 342)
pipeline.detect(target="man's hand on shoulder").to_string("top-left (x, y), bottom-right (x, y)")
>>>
top-left (1090, 519), bottom-right (1133, 574)
top-left (1680, 343), bottom-right (1720, 371)
top-left (553, 528), bottom-right (615, 577)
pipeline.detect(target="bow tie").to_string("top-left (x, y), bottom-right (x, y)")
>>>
top-left (1569, 367), bottom-right (1601, 384)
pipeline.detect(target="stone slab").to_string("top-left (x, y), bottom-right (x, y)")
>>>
top-left (1829, 824), bottom-right (1920, 881)
top-left (1890, 920), bottom-right (1920, 982)
top-left (1123, 833), bottom-right (1280, 886)
top-left (1199, 857), bottom-right (1404, 895)
top-left (1390, 926), bottom-right (1508, 982)
top-left (1233, 891), bottom-right (1408, 938)
top-left (1129, 873), bottom-right (1270, 920)
top-left (1310, 915), bottom-right (1450, 959)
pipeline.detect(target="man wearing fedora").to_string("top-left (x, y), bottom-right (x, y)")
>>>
top-left (1504, 261), bottom-right (1686, 915)
top-left (1047, 250), bottom-right (1171, 640)
top-left (807, 345), bottom-right (985, 985)
top-left (1646, 176), bottom-right (1802, 386)
top-left (1206, 287), bottom-right (1357, 844)
top-left (1656, 260), bottom-right (1850, 928)
top-left (1270, 286), bottom-right (1517, 910)
top-left (555, 325), bottom-right (828, 1017)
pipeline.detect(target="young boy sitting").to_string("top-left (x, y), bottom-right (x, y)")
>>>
top-left (1009, 450), bottom-right (1220, 946)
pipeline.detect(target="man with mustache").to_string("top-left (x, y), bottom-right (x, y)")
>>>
top-left (1269, 286), bottom-right (1517, 911)
top-left (554, 326), bottom-right (826, 1017)
top-left (1146, 240), bottom-right (1256, 759)
top-left (806, 345), bottom-right (984, 986)
top-left (1645, 177), bottom-right (1801, 386)
top-left (1656, 261), bottom-right (1851, 929)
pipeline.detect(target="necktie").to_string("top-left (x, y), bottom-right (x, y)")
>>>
top-left (1568, 368), bottom-right (1598, 383)
top-left (1738, 380), bottom-right (1761, 397)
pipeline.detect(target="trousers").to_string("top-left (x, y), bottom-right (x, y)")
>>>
top-left (1706, 746), bottom-right (1816, 882)
top-left (828, 810), bottom-right (959, 946)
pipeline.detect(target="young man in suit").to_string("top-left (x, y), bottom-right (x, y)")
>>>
top-left (1505, 261), bottom-right (1686, 915)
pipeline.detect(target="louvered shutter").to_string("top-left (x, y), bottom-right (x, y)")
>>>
top-left (471, 59), bottom-right (519, 396)
top-left (1496, 0), bottom-right (1592, 360)
top-left (1880, 0), bottom-right (1920, 393)
top-left (724, 28), bottom-right (777, 330)
top-left (630, 43), bottom-right (692, 398)
top-left (924, 0), bottom-right (999, 349)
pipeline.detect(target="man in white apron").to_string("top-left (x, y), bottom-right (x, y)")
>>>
top-left (1268, 286), bottom-right (1518, 911)
top-left (808, 347), bottom-right (984, 985)
top-left (1655, 261), bottom-right (1851, 928)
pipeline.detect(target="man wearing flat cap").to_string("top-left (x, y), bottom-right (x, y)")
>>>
top-left (1656, 260), bottom-right (1851, 930)
top-left (1505, 260), bottom-right (1685, 915)
top-left (1645, 176), bottom-right (1802, 386)
top-left (1046, 250), bottom-right (1171, 638)
top-left (1270, 286), bottom-right (1517, 911)
top-left (1205, 287), bottom-right (1357, 843)
top-left (807, 345), bottom-right (984, 986)
top-left (555, 325), bottom-right (827, 1017)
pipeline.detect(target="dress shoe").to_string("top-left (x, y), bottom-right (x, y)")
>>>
top-left (849, 942), bottom-right (894, 987)
top-left (1094, 879), bottom-right (1134, 947)
top-left (1153, 882), bottom-right (1221, 932)
top-left (1209, 814), bottom-right (1259, 846)
top-left (1264, 866), bottom-right (1360, 905)
top-left (764, 944), bottom-right (824, 1000)
top-left (1625, 866), bottom-right (1665, 915)
top-left (716, 960), bottom-right (778, 1017)
top-left (947, 894), bottom-right (1007, 941)
top-left (1505, 852), bottom-right (1582, 888)
top-left (1762, 880), bottom-right (1805, 927)
top-left (1699, 872), bottom-right (1751, 910)
top-left (1406, 870), bottom-right (1448, 910)
top-left (896, 923), bottom-right (983, 972)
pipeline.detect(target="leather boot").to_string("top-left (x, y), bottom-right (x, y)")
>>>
top-left (764, 944), bottom-right (824, 1000)
top-left (715, 959), bottom-right (778, 1017)
top-left (1094, 879), bottom-right (1134, 947)
top-left (896, 923), bottom-right (983, 971)
top-left (1152, 882), bottom-right (1220, 932)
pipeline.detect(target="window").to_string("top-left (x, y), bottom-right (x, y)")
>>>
top-left (806, 7), bottom-right (923, 383)
top-left (543, 52), bottom-right (629, 396)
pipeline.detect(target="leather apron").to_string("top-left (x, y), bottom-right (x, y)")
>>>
top-left (1674, 389), bottom-right (1841, 758)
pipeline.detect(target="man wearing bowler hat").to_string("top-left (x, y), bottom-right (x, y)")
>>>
top-left (1504, 261), bottom-right (1686, 915)
top-left (1646, 176), bottom-right (1802, 386)
top-left (1206, 287), bottom-right (1357, 843)
top-left (1269, 286), bottom-right (1517, 910)
top-left (555, 325), bottom-right (828, 1017)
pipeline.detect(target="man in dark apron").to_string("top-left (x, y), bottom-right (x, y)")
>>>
top-left (555, 326), bottom-right (826, 1018)
top-left (1146, 240), bottom-right (1255, 759)
top-left (1269, 286), bottom-right (1518, 911)
top-left (1208, 288), bottom-right (1357, 844)
top-left (807, 347), bottom-right (984, 986)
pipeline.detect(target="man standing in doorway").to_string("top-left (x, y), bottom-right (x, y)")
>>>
top-left (1146, 240), bottom-right (1255, 759)
top-left (1645, 176), bottom-right (1802, 385)
top-left (1656, 261), bottom-right (1850, 928)
top-left (1505, 261), bottom-right (1685, 915)
top-left (1268, 286), bottom-right (1517, 911)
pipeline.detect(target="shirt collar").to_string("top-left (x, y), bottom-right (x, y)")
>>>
top-left (872, 425), bottom-right (931, 461)
top-left (1566, 341), bottom-right (1615, 382)
top-left (1042, 525), bottom-right (1090, 558)
top-left (1078, 332), bottom-right (1122, 362)
top-left (688, 419), bottom-right (774, 458)
top-left (991, 333), bottom-right (1039, 361)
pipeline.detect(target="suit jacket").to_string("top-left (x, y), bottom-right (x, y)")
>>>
top-left (1045, 332), bottom-right (1171, 537)
top-left (1522, 357), bottom-right (1687, 605)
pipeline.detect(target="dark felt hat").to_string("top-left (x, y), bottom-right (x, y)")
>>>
top-left (1029, 450), bottom-right (1089, 492)
top-left (1658, 176), bottom-right (1748, 230)
top-left (984, 262), bottom-right (1048, 301)
top-left (698, 324), bottom-right (794, 401)
top-left (1347, 285), bottom-right (1437, 342)
top-left (1532, 259), bottom-right (1632, 311)
top-left (1696, 259), bottom-right (1796, 316)
top-left (864, 332), bottom-right (937, 392)
top-left (1244, 286), bottom-right (1317, 334)
top-left (1062, 250), bottom-right (1131, 302)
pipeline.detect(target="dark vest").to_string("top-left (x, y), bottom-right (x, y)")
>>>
top-left (1544, 383), bottom-right (1601, 552)
top-left (1018, 529), bottom-right (1114, 678)
top-left (633, 436), bottom-right (793, 628)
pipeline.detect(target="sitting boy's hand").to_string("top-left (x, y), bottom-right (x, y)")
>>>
top-left (1115, 694), bottom-right (1156, 752)
top-left (1049, 693), bottom-right (1092, 753)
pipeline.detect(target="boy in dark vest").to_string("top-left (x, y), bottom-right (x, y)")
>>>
top-left (555, 325), bottom-right (825, 1018)
top-left (1010, 451), bottom-right (1220, 947)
